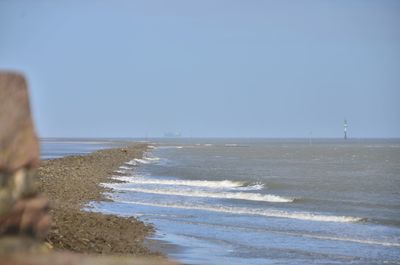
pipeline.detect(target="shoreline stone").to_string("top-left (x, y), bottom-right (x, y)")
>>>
top-left (36, 144), bottom-right (162, 256)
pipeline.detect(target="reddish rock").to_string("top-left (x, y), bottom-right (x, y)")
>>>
top-left (0, 72), bottom-right (39, 173)
top-left (0, 72), bottom-right (49, 238)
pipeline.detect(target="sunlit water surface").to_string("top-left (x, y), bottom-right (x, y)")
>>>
top-left (42, 138), bottom-right (400, 265)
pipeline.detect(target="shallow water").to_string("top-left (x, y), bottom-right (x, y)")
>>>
top-left (40, 138), bottom-right (125, 159)
top-left (44, 138), bottom-right (400, 264)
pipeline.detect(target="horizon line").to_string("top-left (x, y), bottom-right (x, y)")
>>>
top-left (39, 136), bottom-right (400, 140)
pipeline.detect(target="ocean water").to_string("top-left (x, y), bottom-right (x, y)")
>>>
top-left (40, 138), bottom-right (126, 159)
top-left (44, 138), bottom-right (400, 264)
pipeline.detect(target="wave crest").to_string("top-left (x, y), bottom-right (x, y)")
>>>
top-left (114, 200), bottom-right (364, 223)
top-left (110, 186), bottom-right (293, 203)
top-left (113, 177), bottom-right (249, 189)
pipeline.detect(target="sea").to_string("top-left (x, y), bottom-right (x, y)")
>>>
top-left (41, 138), bottom-right (400, 265)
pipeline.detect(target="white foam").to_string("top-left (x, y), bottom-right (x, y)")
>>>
top-left (113, 177), bottom-right (246, 189)
top-left (134, 156), bottom-right (161, 164)
top-left (251, 228), bottom-right (400, 248)
top-left (119, 166), bottom-right (131, 170)
top-left (158, 146), bottom-right (184, 150)
top-left (134, 158), bottom-right (151, 164)
top-left (297, 233), bottom-right (400, 247)
top-left (115, 200), bottom-right (364, 223)
top-left (114, 170), bottom-right (126, 174)
top-left (125, 160), bottom-right (137, 166)
top-left (112, 187), bottom-right (293, 203)
top-left (235, 183), bottom-right (265, 191)
top-left (145, 156), bottom-right (160, 161)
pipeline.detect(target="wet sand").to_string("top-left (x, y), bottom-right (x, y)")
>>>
top-left (36, 143), bottom-right (160, 256)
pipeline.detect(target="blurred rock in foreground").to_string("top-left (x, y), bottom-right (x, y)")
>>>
top-left (0, 71), bottom-right (50, 239)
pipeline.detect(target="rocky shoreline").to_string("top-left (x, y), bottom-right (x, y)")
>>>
top-left (36, 143), bottom-right (160, 256)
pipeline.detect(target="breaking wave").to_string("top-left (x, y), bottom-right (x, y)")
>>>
top-left (114, 200), bottom-right (365, 223)
top-left (111, 186), bottom-right (293, 203)
top-left (112, 176), bottom-right (259, 190)
top-left (133, 156), bottom-right (160, 164)
top-left (125, 160), bottom-right (137, 166)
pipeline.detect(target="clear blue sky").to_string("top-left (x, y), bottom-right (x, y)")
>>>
top-left (1, 0), bottom-right (399, 138)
